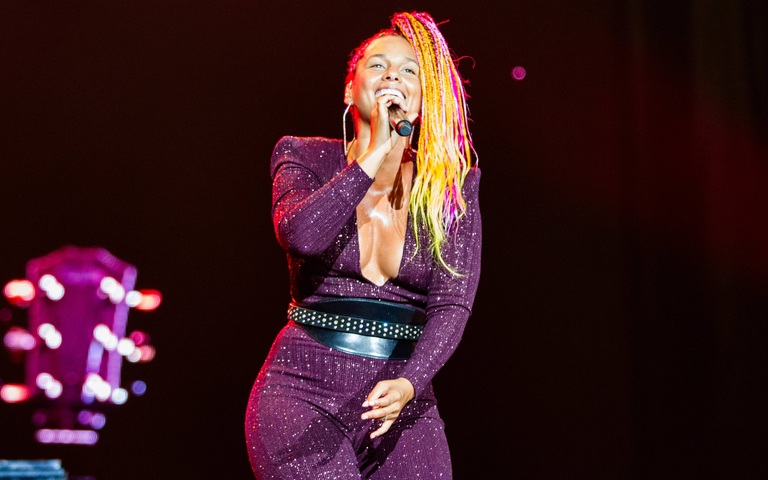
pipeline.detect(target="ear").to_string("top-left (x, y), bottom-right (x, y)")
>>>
top-left (344, 82), bottom-right (353, 105)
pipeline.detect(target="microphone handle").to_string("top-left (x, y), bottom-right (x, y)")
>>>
top-left (389, 107), bottom-right (413, 137)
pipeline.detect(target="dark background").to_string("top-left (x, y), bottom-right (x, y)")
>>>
top-left (1, 1), bottom-right (767, 478)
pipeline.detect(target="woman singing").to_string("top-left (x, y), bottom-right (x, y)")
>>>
top-left (246, 11), bottom-right (481, 479)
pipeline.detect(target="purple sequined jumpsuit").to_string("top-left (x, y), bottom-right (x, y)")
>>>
top-left (246, 137), bottom-right (482, 479)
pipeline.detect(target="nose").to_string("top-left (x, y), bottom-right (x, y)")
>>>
top-left (383, 66), bottom-right (400, 82)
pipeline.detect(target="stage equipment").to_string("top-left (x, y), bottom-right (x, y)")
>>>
top-left (1, 246), bottom-right (160, 445)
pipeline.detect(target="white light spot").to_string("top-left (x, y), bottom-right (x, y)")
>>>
top-left (125, 290), bottom-right (142, 307)
top-left (127, 349), bottom-right (142, 363)
top-left (46, 283), bottom-right (65, 301)
top-left (100, 277), bottom-right (117, 294)
top-left (108, 284), bottom-right (125, 304)
top-left (103, 333), bottom-right (118, 351)
top-left (39, 274), bottom-right (57, 291)
top-left (93, 324), bottom-right (111, 342)
top-left (45, 331), bottom-right (63, 349)
top-left (38, 323), bottom-right (56, 339)
top-left (117, 338), bottom-right (136, 356)
top-left (36, 373), bottom-right (54, 389)
top-left (111, 388), bottom-right (128, 405)
top-left (44, 380), bottom-right (63, 399)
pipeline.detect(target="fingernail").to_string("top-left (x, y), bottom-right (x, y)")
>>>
top-left (362, 401), bottom-right (369, 407)
top-left (361, 414), bottom-right (368, 420)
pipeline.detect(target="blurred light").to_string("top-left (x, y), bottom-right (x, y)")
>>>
top-left (4, 326), bottom-right (36, 351)
top-left (44, 331), bottom-right (63, 349)
top-left (117, 338), bottom-right (136, 356)
top-left (125, 290), bottom-right (142, 307)
top-left (36, 372), bottom-right (54, 389)
top-left (78, 410), bottom-right (93, 425)
top-left (126, 349), bottom-right (141, 363)
top-left (44, 380), bottom-right (63, 399)
top-left (93, 324), bottom-right (111, 343)
top-left (511, 66), bottom-right (527, 81)
top-left (46, 283), bottom-right (65, 301)
top-left (136, 289), bottom-right (162, 311)
top-left (131, 381), bottom-right (147, 396)
top-left (35, 429), bottom-right (98, 446)
top-left (38, 323), bottom-right (56, 339)
top-left (1, 384), bottom-right (30, 403)
top-left (39, 274), bottom-right (57, 291)
top-left (4, 279), bottom-right (35, 305)
top-left (108, 284), bottom-right (125, 304)
top-left (138, 345), bottom-right (156, 363)
top-left (90, 413), bottom-right (106, 429)
top-left (111, 388), bottom-right (128, 405)
top-left (100, 277), bottom-right (117, 294)
top-left (129, 330), bottom-right (149, 346)
top-left (0, 307), bottom-right (12, 322)
top-left (84, 374), bottom-right (111, 402)
top-left (103, 333), bottom-right (118, 351)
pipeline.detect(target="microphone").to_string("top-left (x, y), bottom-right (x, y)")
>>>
top-left (389, 106), bottom-right (413, 136)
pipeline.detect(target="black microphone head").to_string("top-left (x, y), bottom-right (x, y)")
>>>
top-left (395, 119), bottom-right (413, 137)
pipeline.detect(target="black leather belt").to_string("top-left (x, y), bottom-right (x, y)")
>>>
top-left (288, 298), bottom-right (426, 360)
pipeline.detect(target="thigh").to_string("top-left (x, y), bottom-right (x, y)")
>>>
top-left (246, 326), bottom-right (369, 479)
top-left (362, 403), bottom-right (452, 479)
top-left (246, 393), bottom-right (362, 480)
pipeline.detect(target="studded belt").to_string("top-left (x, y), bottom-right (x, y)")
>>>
top-left (287, 298), bottom-right (426, 360)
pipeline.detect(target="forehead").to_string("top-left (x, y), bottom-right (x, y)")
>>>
top-left (362, 36), bottom-right (418, 64)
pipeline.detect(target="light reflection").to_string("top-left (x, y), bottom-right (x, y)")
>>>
top-left (1, 384), bottom-right (30, 403)
top-left (35, 429), bottom-right (99, 445)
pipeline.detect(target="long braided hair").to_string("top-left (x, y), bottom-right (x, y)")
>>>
top-left (347, 12), bottom-right (476, 274)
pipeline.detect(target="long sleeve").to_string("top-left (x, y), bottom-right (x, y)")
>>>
top-left (271, 136), bottom-right (374, 256)
top-left (399, 168), bottom-right (483, 397)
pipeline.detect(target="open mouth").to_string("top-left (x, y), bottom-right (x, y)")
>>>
top-left (374, 88), bottom-right (405, 100)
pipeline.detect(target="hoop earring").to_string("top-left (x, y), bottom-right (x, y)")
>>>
top-left (343, 103), bottom-right (353, 156)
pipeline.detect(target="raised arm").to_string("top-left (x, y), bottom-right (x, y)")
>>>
top-left (271, 136), bottom-right (374, 256)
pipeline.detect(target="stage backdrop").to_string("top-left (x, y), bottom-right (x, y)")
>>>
top-left (1, 1), bottom-right (766, 478)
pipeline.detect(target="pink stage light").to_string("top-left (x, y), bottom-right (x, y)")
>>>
top-left (511, 66), bottom-right (527, 81)
top-left (35, 429), bottom-right (99, 445)
top-left (4, 326), bottom-right (36, 351)
top-left (137, 345), bottom-right (156, 363)
top-left (129, 330), bottom-right (149, 346)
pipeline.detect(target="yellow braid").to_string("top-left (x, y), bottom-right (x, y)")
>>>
top-left (392, 12), bottom-right (476, 274)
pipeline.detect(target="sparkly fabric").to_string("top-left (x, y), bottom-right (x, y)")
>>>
top-left (246, 136), bottom-right (482, 479)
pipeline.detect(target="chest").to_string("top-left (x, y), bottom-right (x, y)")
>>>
top-left (355, 192), bottom-right (409, 286)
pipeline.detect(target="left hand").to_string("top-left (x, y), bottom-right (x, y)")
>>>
top-left (361, 377), bottom-right (415, 439)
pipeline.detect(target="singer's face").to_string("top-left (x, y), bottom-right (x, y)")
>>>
top-left (349, 35), bottom-right (422, 124)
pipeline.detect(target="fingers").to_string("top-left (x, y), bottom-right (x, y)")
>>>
top-left (361, 379), bottom-right (413, 439)
top-left (361, 406), bottom-right (398, 439)
top-left (362, 381), bottom-right (390, 408)
top-left (369, 416), bottom-right (395, 439)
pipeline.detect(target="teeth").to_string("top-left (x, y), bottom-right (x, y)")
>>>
top-left (375, 88), bottom-right (405, 99)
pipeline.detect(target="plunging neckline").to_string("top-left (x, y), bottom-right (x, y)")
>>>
top-left (343, 141), bottom-right (414, 287)
top-left (353, 208), bottom-right (412, 287)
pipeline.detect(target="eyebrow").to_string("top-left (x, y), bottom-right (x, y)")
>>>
top-left (369, 53), bottom-right (419, 66)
